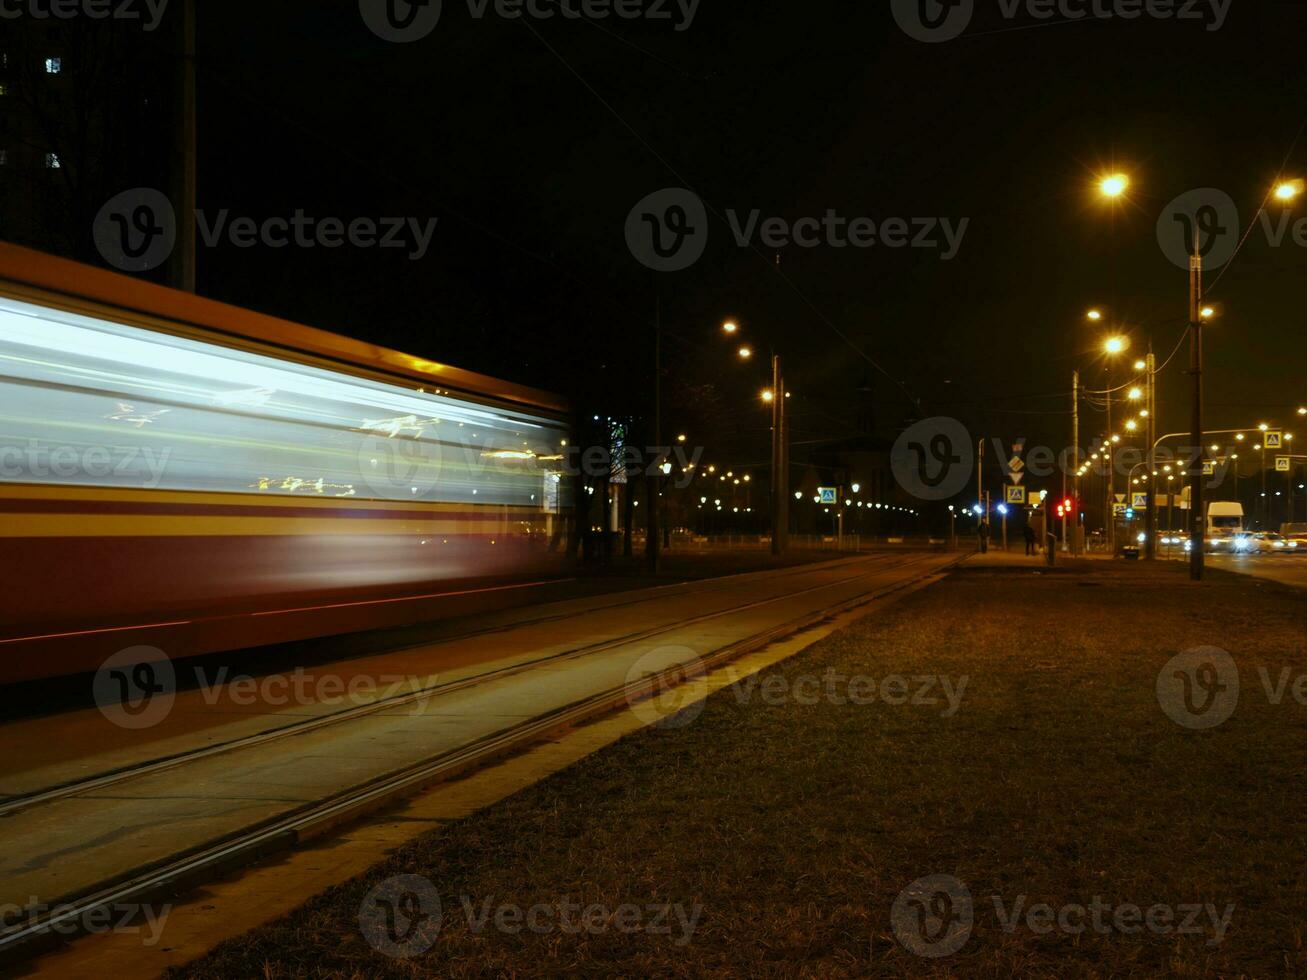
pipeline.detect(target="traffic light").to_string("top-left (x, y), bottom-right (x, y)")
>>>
top-left (1062, 497), bottom-right (1076, 516)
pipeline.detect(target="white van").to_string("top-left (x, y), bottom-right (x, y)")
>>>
top-left (1206, 502), bottom-right (1245, 550)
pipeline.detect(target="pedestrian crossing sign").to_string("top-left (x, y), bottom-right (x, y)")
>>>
top-left (1265, 430), bottom-right (1283, 449)
top-left (1006, 485), bottom-right (1026, 505)
top-left (1277, 457), bottom-right (1292, 472)
top-left (1132, 492), bottom-right (1148, 508)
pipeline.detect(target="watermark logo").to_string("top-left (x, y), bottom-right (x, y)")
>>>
top-left (991, 894), bottom-right (1234, 946)
top-left (625, 188), bottom-right (709, 273)
top-left (624, 646), bottom-right (708, 729)
top-left (358, 877), bottom-right (702, 955)
top-left (891, 874), bottom-right (974, 958)
top-left (0, 441), bottom-right (172, 489)
top-left (94, 190), bottom-right (439, 274)
top-left (359, 874), bottom-right (443, 958)
top-left (0, 0), bottom-right (171, 30)
top-left (726, 667), bottom-right (968, 716)
top-left (356, 431), bottom-right (445, 500)
top-left (893, 0), bottom-right (1230, 42)
top-left (1156, 646), bottom-right (1239, 730)
top-left (361, 0), bottom-right (699, 39)
top-left (891, 417), bottom-right (974, 501)
top-left (891, 0), bottom-right (974, 43)
top-left (359, 0), bottom-right (442, 42)
top-left (92, 646), bottom-right (176, 730)
top-left (625, 189), bottom-right (969, 271)
top-left (93, 188), bottom-right (176, 273)
top-left (1156, 188), bottom-right (1240, 271)
top-left (1, 899), bottom-right (172, 946)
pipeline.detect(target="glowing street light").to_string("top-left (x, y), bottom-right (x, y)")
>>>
top-left (760, 388), bottom-right (774, 403)
top-left (1127, 387), bottom-right (1143, 401)
top-left (722, 320), bottom-right (738, 334)
top-left (738, 346), bottom-right (752, 360)
top-left (1104, 336), bottom-right (1128, 355)
top-left (1099, 173), bottom-right (1130, 198)
top-left (1087, 309), bottom-right (1103, 322)
top-left (1274, 179), bottom-right (1304, 202)
top-left (1134, 359), bottom-right (1147, 372)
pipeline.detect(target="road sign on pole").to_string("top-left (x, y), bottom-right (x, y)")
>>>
top-left (1276, 456), bottom-right (1292, 472)
top-left (817, 487), bottom-right (837, 505)
top-left (1265, 430), bottom-right (1284, 450)
top-left (1132, 492), bottom-right (1149, 509)
top-left (1113, 503), bottom-right (1128, 517)
top-left (1006, 485), bottom-right (1026, 505)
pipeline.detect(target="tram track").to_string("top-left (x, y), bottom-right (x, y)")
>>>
top-left (0, 551), bottom-right (959, 962)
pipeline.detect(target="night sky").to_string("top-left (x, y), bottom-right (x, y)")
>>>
top-left (190, 0), bottom-right (1307, 462)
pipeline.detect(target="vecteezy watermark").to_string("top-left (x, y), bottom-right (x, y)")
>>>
top-left (93, 189), bottom-right (439, 273)
top-left (93, 647), bottom-right (435, 729)
top-left (625, 188), bottom-right (969, 272)
top-left (891, 874), bottom-right (974, 958)
top-left (891, 0), bottom-right (1230, 44)
top-left (0, 0), bottom-right (171, 30)
top-left (889, 424), bottom-right (1247, 503)
top-left (892, 874), bottom-right (1235, 959)
top-left (891, 417), bottom-right (975, 502)
top-left (725, 667), bottom-right (969, 717)
top-left (1158, 646), bottom-right (1307, 730)
top-left (359, 0), bottom-right (699, 42)
top-left (1, 898), bottom-right (172, 946)
top-left (358, 874), bottom-right (702, 957)
top-left (1157, 185), bottom-right (1307, 271)
top-left (991, 894), bottom-right (1235, 947)
top-left (1156, 647), bottom-right (1239, 730)
top-left (0, 440), bottom-right (172, 489)
top-left (624, 646), bottom-right (709, 729)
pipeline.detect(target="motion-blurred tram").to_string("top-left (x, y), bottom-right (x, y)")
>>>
top-left (0, 245), bottom-right (572, 684)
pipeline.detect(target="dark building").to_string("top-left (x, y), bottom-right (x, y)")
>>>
top-left (0, 12), bottom-right (173, 265)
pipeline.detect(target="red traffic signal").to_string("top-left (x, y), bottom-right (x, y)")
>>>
top-left (1062, 497), bottom-right (1076, 515)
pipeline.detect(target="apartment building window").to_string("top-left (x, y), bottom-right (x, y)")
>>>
top-left (45, 57), bottom-right (62, 74)
top-left (45, 153), bottom-right (60, 169)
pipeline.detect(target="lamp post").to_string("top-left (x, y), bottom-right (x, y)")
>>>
top-left (723, 321), bottom-right (788, 556)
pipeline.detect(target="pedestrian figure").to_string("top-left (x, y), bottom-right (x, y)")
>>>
top-left (1023, 523), bottom-right (1037, 556)
top-left (978, 521), bottom-right (989, 554)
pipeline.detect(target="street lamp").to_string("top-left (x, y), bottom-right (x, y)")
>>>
top-left (1104, 336), bottom-right (1128, 355)
top-left (1275, 179), bottom-right (1304, 202)
top-left (721, 320), bottom-right (786, 555)
top-left (1099, 173), bottom-right (1130, 198)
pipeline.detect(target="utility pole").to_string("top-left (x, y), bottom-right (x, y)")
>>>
top-left (770, 354), bottom-right (788, 555)
top-left (647, 291), bottom-right (661, 572)
top-left (1145, 346), bottom-right (1157, 559)
top-left (1071, 370), bottom-right (1080, 554)
top-left (1188, 231), bottom-right (1205, 581)
top-left (1105, 387), bottom-right (1114, 553)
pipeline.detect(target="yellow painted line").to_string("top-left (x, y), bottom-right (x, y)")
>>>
top-left (0, 483), bottom-right (540, 514)
top-left (0, 515), bottom-right (534, 538)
